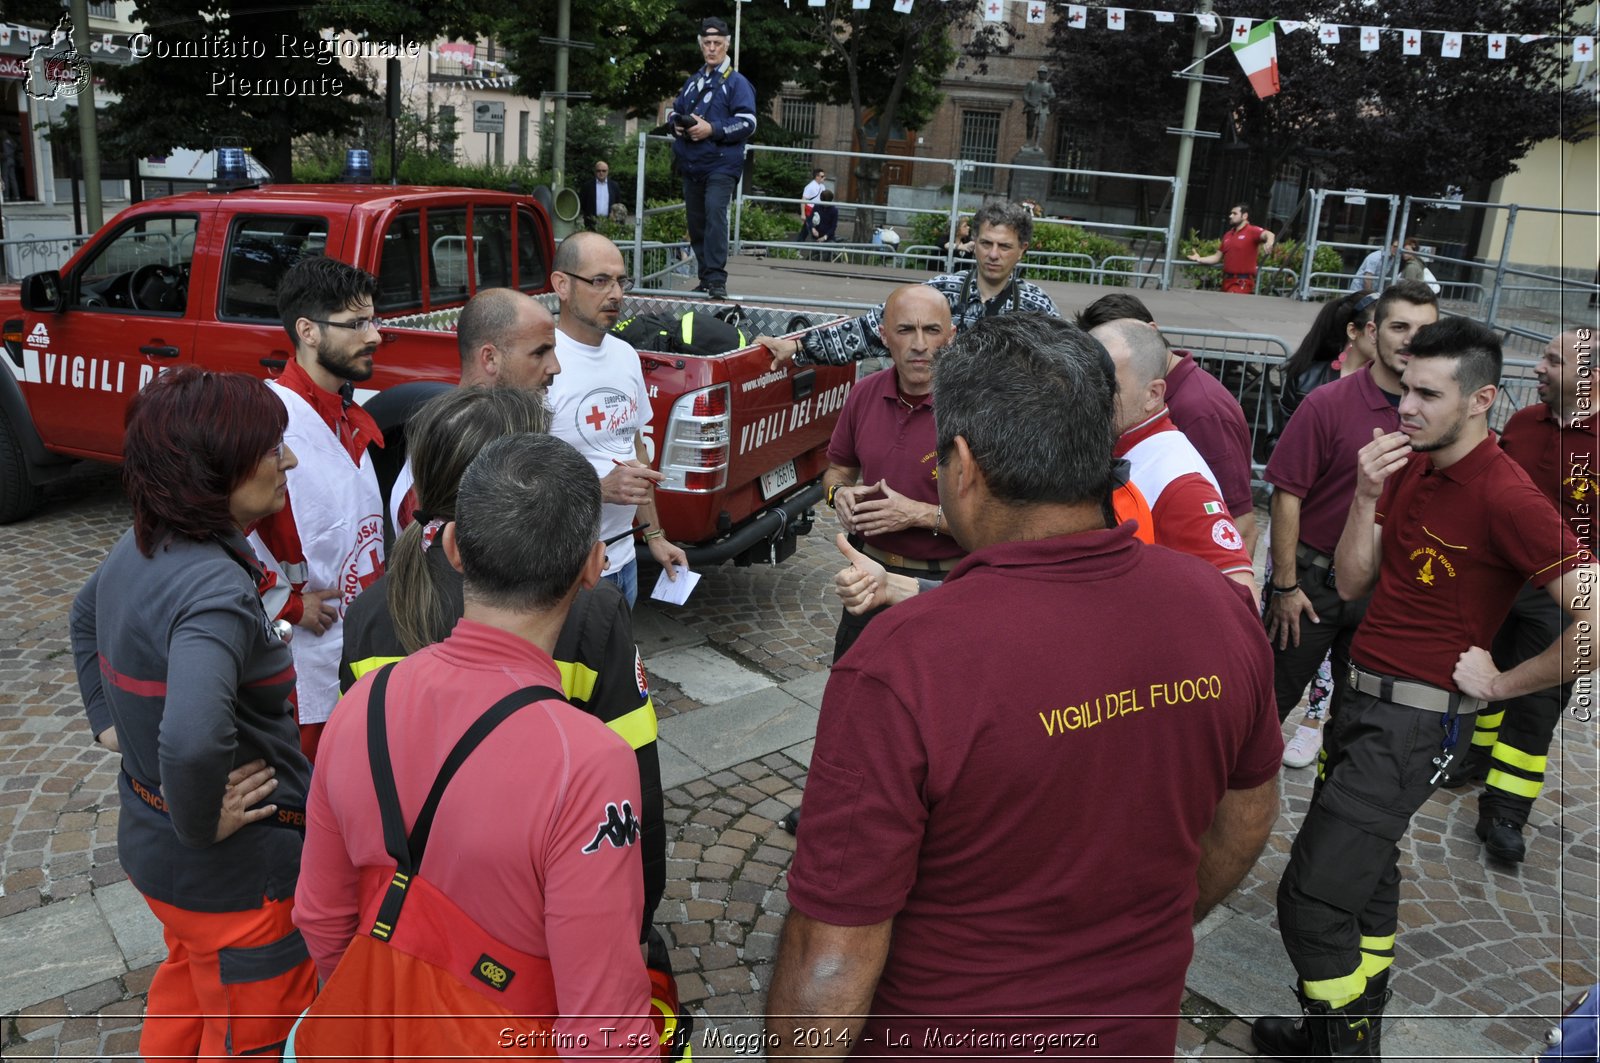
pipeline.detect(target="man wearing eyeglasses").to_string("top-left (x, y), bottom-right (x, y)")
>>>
top-left (252, 256), bottom-right (387, 761)
top-left (548, 232), bottom-right (688, 606)
top-left (667, 16), bottom-right (756, 301)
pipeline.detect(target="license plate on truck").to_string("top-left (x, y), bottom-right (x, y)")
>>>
top-left (759, 461), bottom-right (798, 499)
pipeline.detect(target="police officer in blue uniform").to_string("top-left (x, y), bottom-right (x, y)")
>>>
top-left (667, 16), bottom-right (757, 301)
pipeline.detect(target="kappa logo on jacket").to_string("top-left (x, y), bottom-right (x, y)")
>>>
top-left (582, 800), bottom-right (641, 854)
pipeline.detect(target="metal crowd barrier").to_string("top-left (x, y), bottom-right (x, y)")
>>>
top-left (1160, 326), bottom-right (1543, 489)
top-left (1159, 328), bottom-right (1291, 491)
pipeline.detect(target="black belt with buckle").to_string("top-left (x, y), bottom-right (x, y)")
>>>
top-left (1346, 664), bottom-right (1486, 717)
top-left (1296, 543), bottom-right (1338, 590)
top-left (859, 542), bottom-right (959, 574)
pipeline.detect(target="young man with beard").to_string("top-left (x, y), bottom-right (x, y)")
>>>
top-left (547, 232), bottom-right (688, 606)
top-left (252, 256), bottom-right (386, 760)
top-left (1263, 281), bottom-right (1437, 768)
top-left (1255, 318), bottom-right (1596, 1059)
top-left (1187, 203), bottom-right (1275, 294)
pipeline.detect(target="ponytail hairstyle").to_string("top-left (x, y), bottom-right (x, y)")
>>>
top-left (387, 386), bottom-right (550, 652)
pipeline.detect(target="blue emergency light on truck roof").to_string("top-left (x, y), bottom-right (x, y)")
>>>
top-left (343, 149), bottom-right (373, 182)
top-left (215, 147), bottom-right (249, 183)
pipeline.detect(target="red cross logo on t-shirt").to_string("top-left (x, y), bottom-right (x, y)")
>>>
top-left (585, 405), bottom-right (607, 431)
top-left (1211, 518), bottom-right (1242, 552)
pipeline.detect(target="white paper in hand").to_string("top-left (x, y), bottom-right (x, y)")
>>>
top-left (650, 564), bottom-right (700, 605)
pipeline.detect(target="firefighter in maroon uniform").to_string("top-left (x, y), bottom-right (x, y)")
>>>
top-left (1445, 327), bottom-right (1599, 865)
top-left (1255, 318), bottom-right (1597, 1058)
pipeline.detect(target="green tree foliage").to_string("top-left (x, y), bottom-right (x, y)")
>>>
top-left (1048, 0), bottom-right (1588, 216)
top-left (790, 0), bottom-right (1015, 238)
top-left (88, 0), bottom-right (382, 179)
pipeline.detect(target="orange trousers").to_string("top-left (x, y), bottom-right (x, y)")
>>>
top-left (141, 894), bottom-right (317, 1062)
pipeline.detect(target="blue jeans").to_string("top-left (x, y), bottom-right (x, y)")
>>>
top-left (682, 171), bottom-right (738, 288)
top-left (603, 558), bottom-right (638, 608)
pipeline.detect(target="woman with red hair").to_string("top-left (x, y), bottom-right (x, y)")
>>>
top-left (71, 366), bottom-right (316, 1061)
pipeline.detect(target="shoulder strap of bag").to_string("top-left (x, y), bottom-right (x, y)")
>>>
top-left (366, 662), bottom-right (565, 873)
top-left (365, 663), bottom-right (566, 942)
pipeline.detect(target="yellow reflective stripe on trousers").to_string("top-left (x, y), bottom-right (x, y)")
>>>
top-left (1491, 742), bottom-right (1547, 773)
top-left (1471, 709), bottom-right (1504, 747)
top-left (1358, 935), bottom-right (1395, 976)
top-left (346, 655), bottom-right (404, 684)
top-left (1486, 767), bottom-right (1543, 798)
top-left (1302, 971), bottom-right (1365, 1009)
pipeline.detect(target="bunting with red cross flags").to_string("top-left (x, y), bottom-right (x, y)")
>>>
top-left (1027, 1), bottom-right (1047, 24)
top-left (983, 0), bottom-right (1004, 21)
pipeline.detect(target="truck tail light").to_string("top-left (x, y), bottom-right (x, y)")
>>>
top-left (658, 383), bottom-right (730, 493)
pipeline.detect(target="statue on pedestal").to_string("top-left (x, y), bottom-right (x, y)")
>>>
top-left (1021, 66), bottom-right (1055, 149)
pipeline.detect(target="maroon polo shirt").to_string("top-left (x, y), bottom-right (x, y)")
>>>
top-left (1265, 367), bottom-right (1400, 557)
top-left (1351, 434), bottom-right (1586, 690)
top-left (1166, 351), bottom-right (1255, 517)
top-left (1500, 402), bottom-right (1600, 529)
top-left (787, 525), bottom-right (1279, 1058)
top-left (826, 367), bottom-right (963, 561)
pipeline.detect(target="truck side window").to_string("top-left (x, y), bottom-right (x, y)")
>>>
top-left (475, 207), bottom-right (513, 290)
top-left (516, 208), bottom-right (549, 293)
top-left (376, 211), bottom-right (423, 313)
top-left (219, 215), bottom-right (330, 321)
top-left (427, 207), bottom-right (470, 304)
top-left (72, 214), bottom-right (199, 315)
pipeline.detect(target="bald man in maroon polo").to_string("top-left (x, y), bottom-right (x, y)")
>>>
top-left (823, 285), bottom-right (963, 663)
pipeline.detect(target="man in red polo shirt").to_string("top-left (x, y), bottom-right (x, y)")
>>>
top-left (1255, 318), bottom-right (1597, 1059)
top-left (252, 257), bottom-right (386, 760)
top-left (1188, 203), bottom-right (1275, 294)
top-left (1452, 326), bottom-right (1598, 864)
top-left (1076, 292), bottom-right (1258, 554)
top-left (824, 285), bottom-right (963, 662)
top-left (1091, 319), bottom-right (1256, 594)
top-left (769, 312), bottom-right (1280, 1059)
top-left (1263, 281), bottom-right (1437, 769)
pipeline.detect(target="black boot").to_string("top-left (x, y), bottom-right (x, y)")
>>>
top-left (1476, 814), bottom-right (1527, 864)
top-left (1253, 980), bottom-right (1386, 1060)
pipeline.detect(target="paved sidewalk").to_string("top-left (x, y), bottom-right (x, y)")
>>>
top-left (1, 266), bottom-right (1594, 1059)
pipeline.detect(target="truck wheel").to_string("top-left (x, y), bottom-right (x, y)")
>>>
top-left (0, 413), bottom-right (44, 524)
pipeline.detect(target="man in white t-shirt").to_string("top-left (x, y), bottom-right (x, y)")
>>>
top-left (796, 168), bottom-right (826, 242)
top-left (548, 232), bottom-right (688, 605)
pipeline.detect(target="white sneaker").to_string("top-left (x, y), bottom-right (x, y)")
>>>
top-left (1283, 724), bottom-right (1323, 768)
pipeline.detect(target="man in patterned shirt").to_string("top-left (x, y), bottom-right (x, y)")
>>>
top-left (756, 200), bottom-right (1059, 368)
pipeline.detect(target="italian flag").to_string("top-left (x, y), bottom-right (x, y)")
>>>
top-left (1232, 18), bottom-right (1281, 98)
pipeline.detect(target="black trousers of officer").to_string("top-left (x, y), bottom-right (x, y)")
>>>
top-left (1271, 545), bottom-right (1371, 723)
top-left (1477, 582), bottom-right (1575, 826)
top-left (1277, 680), bottom-right (1477, 1002)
